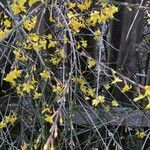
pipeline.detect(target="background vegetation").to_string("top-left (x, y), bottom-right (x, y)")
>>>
top-left (0, 0), bottom-right (150, 149)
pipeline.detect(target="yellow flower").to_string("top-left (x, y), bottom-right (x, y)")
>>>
top-left (87, 88), bottom-right (95, 97)
top-left (13, 50), bottom-right (20, 58)
top-left (145, 103), bottom-right (150, 110)
top-left (69, 17), bottom-right (85, 33)
top-left (8, 117), bottom-right (17, 125)
top-left (4, 20), bottom-right (11, 28)
top-left (14, 0), bottom-right (27, 5)
top-left (6, 113), bottom-right (17, 125)
top-left (64, 36), bottom-right (68, 44)
top-left (50, 143), bottom-right (54, 150)
top-left (33, 92), bottom-right (42, 100)
top-left (69, 2), bottom-right (76, 9)
top-left (39, 38), bottom-right (47, 49)
top-left (23, 41), bottom-right (32, 50)
top-left (104, 83), bottom-right (111, 90)
top-left (67, 11), bottom-right (76, 19)
top-left (94, 29), bottom-right (101, 40)
top-left (47, 34), bottom-right (53, 40)
top-left (92, 96), bottom-right (105, 107)
top-left (0, 112), bottom-right (17, 129)
top-left (74, 76), bottom-right (86, 86)
top-left (45, 115), bottom-right (53, 124)
top-left (80, 85), bottom-right (88, 94)
top-left (121, 84), bottom-right (132, 93)
top-left (111, 76), bottom-right (122, 84)
top-left (104, 105), bottom-right (110, 112)
top-left (22, 83), bottom-right (34, 93)
top-left (54, 127), bottom-right (58, 138)
top-left (133, 94), bottom-right (145, 102)
top-left (50, 57), bottom-right (60, 65)
top-left (23, 16), bottom-right (37, 31)
top-left (78, 0), bottom-right (92, 12)
top-left (53, 84), bottom-right (64, 94)
top-left (81, 40), bottom-right (87, 48)
top-left (144, 85), bottom-right (150, 96)
top-left (55, 49), bottom-right (65, 59)
top-left (87, 59), bottom-right (96, 69)
top-left (0, 29), bottom-right (6, 39)
top-left (29, 33), bottom-right (39, 42)
top-left (3, 69), bottom-right (22, 86)
top-left (49, 16), bottom-right (55, 22)
top-left (0, 121), bottom-right (7, 129)
top-left (101, 0), bottom-right (107, 7)
top-left (30, 78), bottom-right (37, 85)
top-left (90, 11), bottom-right (100, 25)
top-left (16, 84), bottom-right (24, 96)
top-left (57, 22), bottom-right (64, 28)
top-left (48, 41), bottom-right (57, 48)
top-left (92, 99), bottom-right (100, 107)
top-left (109, 5), bottom-right (118, 16)
top-left (111, 100), bottom-right (119, 107)
top-left (13, 50), bottom-right (28, 61)
top-left (42, 104), bottom-right (51, 114)
top-left (136, 130), bottom-right (146, 139)
top-left (40, 70), bottom-right (49, 80)
top-left (88, 5), bottom-right (118, 26)
top-left (101, 5), bottom-right (118, 20)
top-left (11, 3), bottom-right (26, 14)
top-left (21, 142), bottom-right (28, 150)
